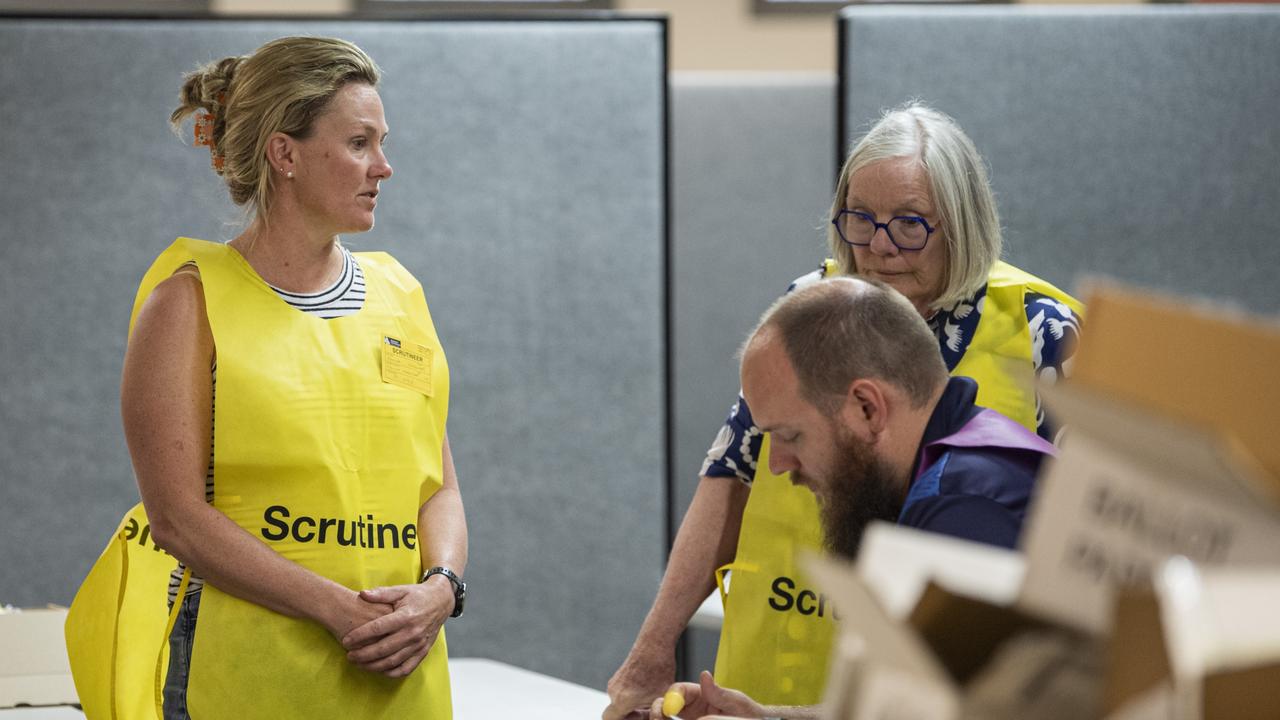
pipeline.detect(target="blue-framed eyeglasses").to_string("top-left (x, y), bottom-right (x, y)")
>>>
top-left (831, 209), bottom-right (937, 251)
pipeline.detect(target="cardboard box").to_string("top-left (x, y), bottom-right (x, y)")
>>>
top-left (1018, 284), bottom-right (1280, 635)
top-left (0, 607), bottom-right (78, 709)
top-left (806, 549), bottom-right (961, 720)
top-left (806, 525), bottom-right (1104, 720)
top-left (855, 521), bottom-right (1024, 621)
top-left (808, 534), bottom-right (1280, 720)
top-left (808, 284), bottom-right (1280, 720)
top-left (1106, 560), bottom-right (1280, 720)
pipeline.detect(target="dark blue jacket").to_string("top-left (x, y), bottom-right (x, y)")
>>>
top-left (897, 377), bottom-right (1056, 549)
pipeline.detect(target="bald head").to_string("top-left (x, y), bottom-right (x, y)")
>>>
top-left (743, 277), bottom-right (948, 414)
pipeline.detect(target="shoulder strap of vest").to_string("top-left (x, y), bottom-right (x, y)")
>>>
top-left (987, 261), bottom-right (1085, 318)
top-left (352, 251), bottom-right (421, 297)
top-left (128, 238), bottom-right (232, 337)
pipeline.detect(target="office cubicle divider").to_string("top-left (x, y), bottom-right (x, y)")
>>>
top-left (0, 13), bottom-right (667, 689)
top-left (838, 5), bottom-right (1280, 310)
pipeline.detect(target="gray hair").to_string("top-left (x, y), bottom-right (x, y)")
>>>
top-left (746, 277), bottom-right (948, 413)
top-left (828, 102), bottom-right (1002, 311)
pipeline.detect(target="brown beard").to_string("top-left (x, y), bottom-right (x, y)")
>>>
top-left (818, 427), bottom-right (905, 560)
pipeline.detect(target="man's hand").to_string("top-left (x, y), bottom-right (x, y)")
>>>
top-left (341, 580), bottom-right (454, 677)
top-left (648, 671), bottom-right (765, 720)
top-left (602, 644), bottom-right (677, 720)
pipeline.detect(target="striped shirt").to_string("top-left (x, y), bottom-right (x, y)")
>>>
top-left (168, 247), bottom-right (366, 603)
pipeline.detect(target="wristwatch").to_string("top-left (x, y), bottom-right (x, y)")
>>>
top-left (422, 566), bottom-right (466, 618)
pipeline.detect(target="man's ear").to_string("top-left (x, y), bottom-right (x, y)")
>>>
top-left (839, 378), bottom-right (888, 439)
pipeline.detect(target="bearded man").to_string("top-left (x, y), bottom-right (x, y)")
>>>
top-left (741, 276), bottom-right (1055, 558)
top-left (647, 277), bottom-right (1056, 720)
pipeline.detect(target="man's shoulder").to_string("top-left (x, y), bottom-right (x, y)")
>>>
top-left (897, 492), bottom-right (1023, 550)
top-left (937, 445), bottom-right (1043, 498)
top-left (897, 445), bottom-right (1044, 549)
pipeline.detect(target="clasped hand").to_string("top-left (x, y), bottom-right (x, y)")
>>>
top-left (338, 581), bottom-right (454, 678)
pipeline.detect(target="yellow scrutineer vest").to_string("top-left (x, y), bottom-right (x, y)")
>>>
top-left (66, 502), bottom-right (183, 720)
top-left (66, 238), bottom-right (453, 719)
top-left (712, 260), bottom-right (1083, 705)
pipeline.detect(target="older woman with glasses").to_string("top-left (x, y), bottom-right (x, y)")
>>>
top-left (603, 102), bottom-right (1083, 719)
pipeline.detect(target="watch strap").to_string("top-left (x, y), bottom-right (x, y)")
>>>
top-left (422, 566), bottom-right (466, 618)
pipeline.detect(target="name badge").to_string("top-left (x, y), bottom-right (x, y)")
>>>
top-left (381, 335), bottom-right (433, 397)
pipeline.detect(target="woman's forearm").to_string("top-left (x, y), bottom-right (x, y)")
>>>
top-left (152, 497), bottom-right (352, 622)
top-left (418, 434), bottom-right (468, 583)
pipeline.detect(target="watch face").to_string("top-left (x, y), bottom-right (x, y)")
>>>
top-left (452, 583), bottom-right (466, 618)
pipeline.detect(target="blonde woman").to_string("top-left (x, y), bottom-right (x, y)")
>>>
top-left (122, 37), bottom-right (465, 718)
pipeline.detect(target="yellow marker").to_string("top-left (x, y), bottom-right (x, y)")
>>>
top-left (662, 689), bottom-right (685, 718)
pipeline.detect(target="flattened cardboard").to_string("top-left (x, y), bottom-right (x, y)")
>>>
top-left (962, 629), bottom-right (1103, 720)
top-left (1104, 590), bottom-right (1171, 716)
top-left (1106, 557), bottom-right (1280, 719)
top-left (804, 553), bottom-right (947, 686)
top-left (856, 522), bottom-right (1024, 621)
top-left (1019, 395), bottom-right (1280, 634)
top-left (908, 583), bottom-right (1043, 686)
top-left (1018, 284), bottom-right (1280, 635)
top-left (1068, 283), bottom-right (1280, 492)
top-left (803, 553), bottom-right (958, 720)
top-left (1202, 661), bottom-right (1280, 720)
top-left (849, 663), bottom-right (957, 720)
top-left (0, 608), bottom-right (77, 708)
top-left (1162, 564), bottom-right (1280, 674)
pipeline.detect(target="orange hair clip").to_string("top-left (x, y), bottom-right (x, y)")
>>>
top-left (194, 111), bottom-right (215, 148)
top-left (194, 111), bottom-right (224, 172)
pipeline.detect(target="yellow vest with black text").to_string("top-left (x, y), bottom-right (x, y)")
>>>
top-left (81, 238), bottom-right (452, 719)
top-left (66, 502), bottom-right (181, 720)
top-left (712, 260), bottom-right (1083, 705)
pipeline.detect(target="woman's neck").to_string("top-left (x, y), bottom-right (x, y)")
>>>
top-left (230, 215), bottom-right (344, 294)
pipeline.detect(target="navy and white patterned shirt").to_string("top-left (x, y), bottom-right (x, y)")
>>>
top-left (701, 263), bottom-right (1082, 485)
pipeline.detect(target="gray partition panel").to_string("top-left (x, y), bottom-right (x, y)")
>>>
top-left (670, 72), bottom-right (836, 675)
top-left (670, 73), bottom-right (835, 522)
top-left (0, 16), bottom-right (666, 689)
top-left (839, 5), bottom-right (1280, 310)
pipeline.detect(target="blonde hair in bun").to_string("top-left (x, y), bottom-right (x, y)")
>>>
top-left (171, 36), bottom-right (381, 221)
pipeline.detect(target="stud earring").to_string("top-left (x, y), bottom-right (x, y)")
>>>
top-left (287, 171), bottom-right (294, 179)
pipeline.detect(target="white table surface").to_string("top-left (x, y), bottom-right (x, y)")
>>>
top-left (452, 658), bottom-right (609, 718)
top-left (1, 657), bottom-right (609, 719)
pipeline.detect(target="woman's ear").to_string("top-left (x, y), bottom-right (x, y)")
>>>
top-left (266, 132), bottom-right (296, 176)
